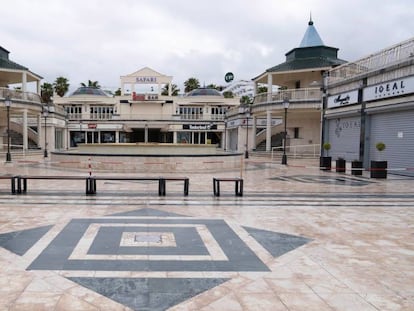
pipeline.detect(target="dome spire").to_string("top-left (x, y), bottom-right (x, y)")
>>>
top-left (299, 15), bottom-right (324, 47)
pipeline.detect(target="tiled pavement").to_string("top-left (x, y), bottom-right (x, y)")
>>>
top-left (0, 156), bottom-right (413, 310)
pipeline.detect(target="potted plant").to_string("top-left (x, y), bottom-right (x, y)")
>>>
top-left (320, 142), bottom-right (332, 171)
top-left (351, 159), bottom-right (363, 176)
top-left (370, 142), bottom-right (387, 178)
top-left (336, 157), bottom-right (346, 173)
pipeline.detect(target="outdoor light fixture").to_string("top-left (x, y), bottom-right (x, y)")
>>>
top-left (244, 106), bottom-right (251, 159)
top-left (281, 98), bottom-right (290, 165)
top-left (5, 95), bottom-right (11, 162)
top-left (43, 105), bottom-right (49, 158)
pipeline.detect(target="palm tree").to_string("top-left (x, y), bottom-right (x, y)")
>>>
top-left (161, 84), bottom-right (180, 96)
top-left (81, 80), bottom-right (101, 88)
top-left (41, 82), bottom-right (54, 103)
top-left (184, 77), bottom-right (200, 93)
top-left (240, 95), bottom-right (252, 106)
top-left (53, 76), bottom-right (69, 97)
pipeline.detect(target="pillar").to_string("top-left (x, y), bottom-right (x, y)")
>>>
top-left (173, 131), bottom-right (177, 144)
top-left (267, 74), bottom-right (273, 102)
top-left (115, 131), bottom-right (119, 143)
top-left (144, 125), bottom-right (148, 143)
top-left (266, 110), bottom-right (272, 152)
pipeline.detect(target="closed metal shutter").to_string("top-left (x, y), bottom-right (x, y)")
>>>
top-left (326, 116), bottom-right (360, 161)
top-left (369, 109), bottom-right (414, 177)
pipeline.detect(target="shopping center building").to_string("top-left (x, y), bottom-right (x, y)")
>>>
top-left (323, 38), bottom-right (414, 176)
top-left (1, 20), bottom-right (414, 176)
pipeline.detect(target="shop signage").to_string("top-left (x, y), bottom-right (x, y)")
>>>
top-left (136, 76), bottom-right (157, 83)
top-left (183, 124), bottom-right (217, 130)
top-left (88, 123), bottom-right (97, 129)
top-left (224, 72), bottom-right (234, 83)
top-left (327, 90), bottom-right (358, 108)
top-left (334, 118), bottom-right (360, 138)
top-left (363, 76), bottom-right (414, 101)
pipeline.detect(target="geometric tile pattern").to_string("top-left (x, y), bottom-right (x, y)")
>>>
top-left (243, 226), bottom-right (312, 257)
top-left (0, 208), bottom-right (311, 310)
top-left (0, 225), bottom-right (53, 256)
top-left (67, 277), bottom-right (230, 311)
top-left (27, 217), bottom-right (270, 271)
top-left (270, 175), bottom-right (374, 186)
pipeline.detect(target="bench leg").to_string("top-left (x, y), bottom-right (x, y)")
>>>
top-left (184, 179), bottom-right (189, 196)
top-left (236, 180), bottom-right (243, 196)
top-left (159, 179), bottom-right (166, 196)
top-left (11, 177), bottom-right (16, 194)
top-left (213, 179), bottom-right (220, 196)
top-left (86, 178), bottom-right (96, 195)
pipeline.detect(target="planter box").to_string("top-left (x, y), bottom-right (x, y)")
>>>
top-left (320, 156), bottom-right (332, 171)
top-left (351, 161), bottom-right (363, 176)
top-left (370, 161), bottom-right (387, 178)
top-left (336, 159), bottom-right (346, 173)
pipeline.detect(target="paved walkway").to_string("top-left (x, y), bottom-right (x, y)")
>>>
top-left (0, 155), bottom-right (413, 310)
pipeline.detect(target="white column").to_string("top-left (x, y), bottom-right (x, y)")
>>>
top-left (266, 110), bottom-right (272, 152)
top-left (168, 82), bottom-right (172, 96)
top-left (37, 81), bottom-right (41, 95)
top-left (115, 131), bottom-right (119, 143)
top-left (267, 74), bottom-right (272, 102)
top-left (173, 131), bottom-right (177, 143)
top-left (252, 115), bottom-right (256, 150)
top-left (22, 72), bottom-right (28, 100)
top-left (144, 125), bottom-right (148, 143)
top-left (22, 109), bottom-right (28, 151)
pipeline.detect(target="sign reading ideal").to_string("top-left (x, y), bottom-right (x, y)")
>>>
top-left (363, 76), bottom-right (414, 101)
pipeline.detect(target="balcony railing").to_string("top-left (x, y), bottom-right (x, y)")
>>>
top-left (0, 87), bottom-right (41, 103)
top-left (328, 37), bottom-right (414, 85)
top-left (254, 87), bottom-right (322, 104)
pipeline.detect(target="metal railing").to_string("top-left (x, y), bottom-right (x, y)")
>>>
top-left (328, 37), bottom-right (414, 84)
top-left (254, 87), bottom-right (321, 104)
top-left (271, 143), bottom-right (320, 160)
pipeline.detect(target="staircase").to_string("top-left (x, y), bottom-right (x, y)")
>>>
top-left (9, 130), bottom-right (39, 149)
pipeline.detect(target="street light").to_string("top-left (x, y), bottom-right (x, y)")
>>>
top-left (245, 107), bottom-right (251, 159)
top-left (5, 95), bottom-right (11, 162)
top-left (223, 113), bottom-right (227, 151)
top-left (43, 105), bottom-right (49, 158)
top-left (281, 98), bottom-right (290, 165)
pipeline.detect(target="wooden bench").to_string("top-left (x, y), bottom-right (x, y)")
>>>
top-left (0, 175), bottom-right (19, 194)
top-left (90, 176), bottom-right (189, 196)
top-left (17, 175), bottom-right (95, 194)
top-left (213, 177), bottom-right (243, 197)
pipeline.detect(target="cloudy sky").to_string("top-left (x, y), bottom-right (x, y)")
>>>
top-left (1, 0), bottom-right (413, 93)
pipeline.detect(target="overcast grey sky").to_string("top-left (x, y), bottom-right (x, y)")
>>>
top-left (1, 0), bottom-right (413, 93)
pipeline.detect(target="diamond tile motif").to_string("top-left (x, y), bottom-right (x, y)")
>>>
top-left (0, 208), bottom-right (312, 311)
top-left (68, 277), bottom-right (230, 311)
top-left (0, 225), bottom-right (53, 256)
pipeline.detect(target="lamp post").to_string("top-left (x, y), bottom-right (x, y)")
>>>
top-left (5, 95), bottom-right (11, 162)
top-left (43, 105), bottom-right (49, 158)
top-left (223, 114), bottom-right (227, 151)
top-left (245, 108), bottom-right (251, 159)
top-left (281, 98), bottom-right (290, 165)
